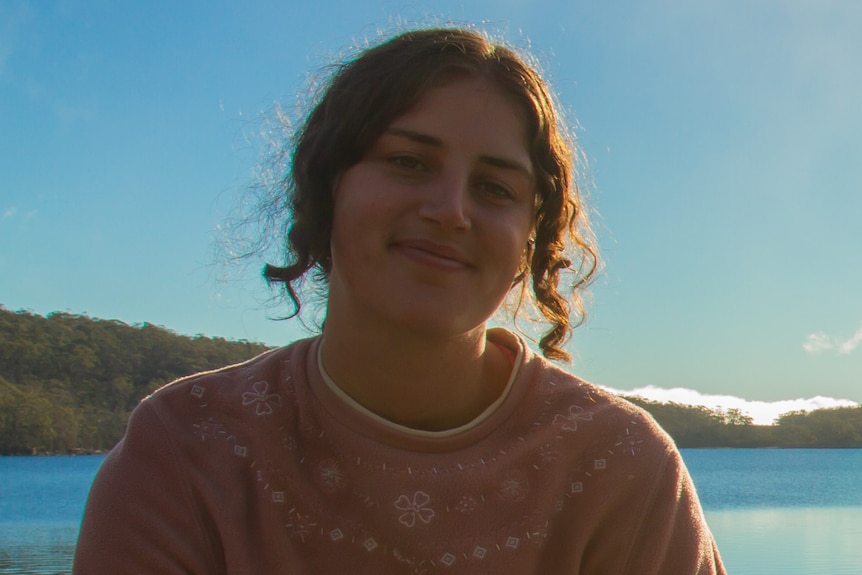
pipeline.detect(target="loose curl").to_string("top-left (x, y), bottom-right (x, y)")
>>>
top-left (264, 27), bottom-right (599, 361)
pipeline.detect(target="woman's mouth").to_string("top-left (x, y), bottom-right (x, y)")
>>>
top-left (392, 238), bottom-right (472, 270)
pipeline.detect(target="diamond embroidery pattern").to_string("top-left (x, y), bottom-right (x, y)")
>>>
top-left (180, 345), bottom-right (655, 571)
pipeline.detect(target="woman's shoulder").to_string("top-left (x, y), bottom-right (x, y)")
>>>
top-left (525, 354), bottom-right (677, 461)
top-left (150, 337), bottom-right (311, 397)
top-left (130, 337), bottom-right (316, 435)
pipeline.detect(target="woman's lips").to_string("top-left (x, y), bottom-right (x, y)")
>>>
top-left (392, 238), bottom-right (472, 270)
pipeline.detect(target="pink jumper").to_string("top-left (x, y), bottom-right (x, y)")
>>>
top-left (74, 329), bottom-right (725, 574)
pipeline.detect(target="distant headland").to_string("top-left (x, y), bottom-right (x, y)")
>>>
top-left (1, 306), bottom-right (860, 454)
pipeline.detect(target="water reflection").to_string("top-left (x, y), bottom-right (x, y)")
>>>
top-left (707, 507), bottom-right (862, 575)
top-left (0, 525), bottom-right (77, 575)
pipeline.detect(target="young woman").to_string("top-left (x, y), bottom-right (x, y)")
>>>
top-left (74, 28), bottom-right (725, 574)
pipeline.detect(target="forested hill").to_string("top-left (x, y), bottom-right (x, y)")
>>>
top-left (624, 397), bottom-right (862, 449)
top-left (1, 307), bottom-right (861, 454)
top-left (0, 306), bottom-right (270, 454)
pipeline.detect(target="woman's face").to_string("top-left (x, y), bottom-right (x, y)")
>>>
top-left (326, 76), bottom-right (536, 340)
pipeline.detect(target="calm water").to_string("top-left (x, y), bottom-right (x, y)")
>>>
top-left (1, 449), bottom-right (861, 574)
top-left (0, 456), bottom-right (102, 574)
top-left (685, 449), bottom-right (862, 575)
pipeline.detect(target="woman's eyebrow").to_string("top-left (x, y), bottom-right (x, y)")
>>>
top-left (384, 127), bottom-right (533, 181)
top-left (386, 127), bottom-right (441, 146)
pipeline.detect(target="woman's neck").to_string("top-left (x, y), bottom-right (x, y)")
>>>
top-left (319, 318), bottom-right (510, 431)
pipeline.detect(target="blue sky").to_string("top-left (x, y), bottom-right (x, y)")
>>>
top-left (2, 0), bottom-right (860, 423)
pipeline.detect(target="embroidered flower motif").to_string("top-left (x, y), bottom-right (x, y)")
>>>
top-left (242, 380), bottom-right (281, 415)
top-left (539, 442), bottom-right (557, 465)
top-left (285, 510), bottom-right (316, 542)
top-left (497, 471), bottom-right (529, 502)
top-left (553, 404), bottom-right (593, 432)
top-left (315, 458), bottom-right (346, 493)
top-left (618, 428), bottom-right (644, 456)
top-left (394, 491), bottom-right (435, 527)
top-left (453, 495), bottom-right (479, 514)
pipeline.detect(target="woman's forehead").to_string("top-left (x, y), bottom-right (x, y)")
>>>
top-left (385, 77), bottom-right (530, 155)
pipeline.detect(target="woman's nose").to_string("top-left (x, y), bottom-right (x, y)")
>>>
top-left (417, 174), bottom-right (471, 230)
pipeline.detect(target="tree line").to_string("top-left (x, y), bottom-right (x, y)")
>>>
top-left (625, 397), bottom-right (862, 448)
top-left (0, 307), bottom-right (269, 454)
top-left (1, 306), bottom-right (860, 454)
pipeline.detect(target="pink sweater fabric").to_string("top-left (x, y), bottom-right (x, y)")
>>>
top-left (74, 329), bottom-right (725, 574)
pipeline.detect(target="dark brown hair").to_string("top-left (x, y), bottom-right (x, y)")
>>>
top-left (264, 27), bottom-right (599, 361)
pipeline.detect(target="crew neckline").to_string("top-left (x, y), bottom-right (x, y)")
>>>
top-left (309, 328), bottom-right (528, 446)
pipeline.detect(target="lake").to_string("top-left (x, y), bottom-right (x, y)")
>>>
top-left (1, 449), bottom-right (861, 574)
top-left (685, 449), bottom-right (862, 574)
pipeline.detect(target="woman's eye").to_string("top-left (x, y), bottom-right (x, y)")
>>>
top-left (389, 155), bottom-right (424, 171)
top-left (476, 181), bottom-right (514, 200)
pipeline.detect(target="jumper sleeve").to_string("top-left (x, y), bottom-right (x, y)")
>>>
top-left (620, 447), bottom-right (726, 575)
top-left (73, 402), bottom-right (222, 575)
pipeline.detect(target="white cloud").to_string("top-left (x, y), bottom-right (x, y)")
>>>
top-left (838, 326), bottom-right (862, 355)
top-left (599, 384), bottom-right (859, 425)
top-left (2, 207), bottom-right (17, 219)
top-left (803, 332), bottom-right (834, 353)
top-left (804, 325), bottom-right (862, 355)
